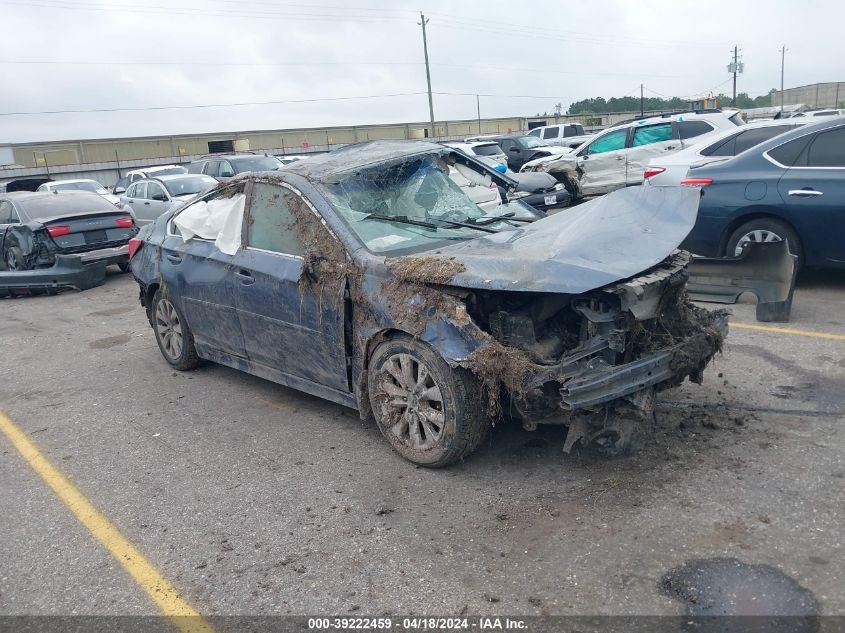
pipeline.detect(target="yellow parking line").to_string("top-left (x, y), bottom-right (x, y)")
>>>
top-left (731, 322), bottom-right (845, 341)
top-left (0, 410), bottom-right (213, 633)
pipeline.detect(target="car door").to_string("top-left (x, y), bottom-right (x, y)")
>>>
top-left (203, 161), bottom-right (220, 179)
top-left (626, 122), bottom-right (677, 185)
top-left (163, 186), bottom-right (247, 358)
top-left (142, 181), bottom-right (171, 222)
top-left (541, 126), bottom-right (561, 146)
top-left (231, 181), bottom-right (350, 393)
top-left (499, 139), bottom-right (523, 170)
top-left (575, 128), bottom-right (629, 195)
top-left (775, 125), bottom-right (845, 263)
top-left (123, 182), bottom-right (147, 221)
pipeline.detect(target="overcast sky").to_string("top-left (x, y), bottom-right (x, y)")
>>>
top-left (0, 0), bottom-right (840, 144)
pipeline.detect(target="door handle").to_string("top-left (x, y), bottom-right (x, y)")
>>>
top-left (616, 156), bottom-right (624, 161)
top-left (788, 189), bottom-right (823, 197)
top-left (234, 269), bottom-right (255, 285)
top-left (143, 201), bottom-right (151, 205)
top-left (165, 254), bottom-right (182, 264)
top-left (666, 146), bottom-right (676, 150)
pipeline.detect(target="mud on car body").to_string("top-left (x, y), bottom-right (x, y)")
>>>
top-left (129, 140), bottom-right (725, 467)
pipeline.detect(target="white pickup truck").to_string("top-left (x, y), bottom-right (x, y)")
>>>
top-left (527, 123), bottom-right (594, 149)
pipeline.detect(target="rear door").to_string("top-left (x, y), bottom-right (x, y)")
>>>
top-left (231, 181), bottom-right (350, 393)
top-left (203, 161), bottom-right (220, 179)
top-left (776, 125), bottom-right (845, 263)
top-left (575, 127), bottom-right (629, 195)
top-left (626, 122), bottom-right (677, 185)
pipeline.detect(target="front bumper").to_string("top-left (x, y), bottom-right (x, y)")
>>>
top-left (0, 254), bottom-right (107, 295)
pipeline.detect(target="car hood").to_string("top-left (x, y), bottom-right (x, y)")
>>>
top-left (401, 186), bottom-right (700, 294)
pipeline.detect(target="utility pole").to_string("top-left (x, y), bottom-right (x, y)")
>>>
top-left (732, 45), bottom-right (738, 106)
top-left (419, 13), bottom-right (435, 138)
top-left (640, 84), bottom-right (644, 117)
top-left (779, 45), bottom-right (787, 112)
top-left (476, 94), bottom-right (481, 134)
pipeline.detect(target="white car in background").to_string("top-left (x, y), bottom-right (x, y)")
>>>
top-left (526, 122), bottom-right (594, 149)
top-left (448, 166), bottom-right (502, 212)
top-left (113, 164), bottom-right (189, 194)
top-left (444, 141), bottom-right (508, 167)
top-left (520, 110), bottom-right (745, 197)
top-left (119, 174), bottom-right (218, 225)
top-left (643, 118), bottom-right (812, 187)
top-left (37, 178), bottom-right (122, 206)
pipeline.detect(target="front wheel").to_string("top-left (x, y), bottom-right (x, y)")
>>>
top-left (368, 335), bottom-right (488, 467)
top-left (151, 289), bottom-right (199, 370)
top-left (725, 218), bottom-right (802, 266)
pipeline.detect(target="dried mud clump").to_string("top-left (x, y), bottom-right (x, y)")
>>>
top-left (388, 256), bottom-right (466, 285)
top-left (466, 338), bottom-right (543, 414)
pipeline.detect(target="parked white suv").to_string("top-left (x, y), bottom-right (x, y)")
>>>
top-left (444, 141), bottom-right (508, 167)
top-left (520, 110), bottom-right (745, 197)
top-left (643, 118), bottom-right (811, 187)
top-left (526, 123), bottom-right (593, 149)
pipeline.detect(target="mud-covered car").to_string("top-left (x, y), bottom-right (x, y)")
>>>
top-left (129, 140), bottom-right (726, 467)
top-left (1, 191), bottom-right (138, 272)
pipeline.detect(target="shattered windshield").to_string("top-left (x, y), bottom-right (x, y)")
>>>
top-left (322, 155), bottom-right (535, 254)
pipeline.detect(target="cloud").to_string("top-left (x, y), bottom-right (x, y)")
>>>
top-left (0, 0), bottom-right (840, 143)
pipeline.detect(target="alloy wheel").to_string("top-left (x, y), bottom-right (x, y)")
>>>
top-left (734, 229), bottom-right (783, 256)
top-left (375, 353), bottom-right (445, 450)
top-left (155, 298), bottom-right (183, 361)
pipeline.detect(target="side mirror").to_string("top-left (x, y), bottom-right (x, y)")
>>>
top-left (114, 187), bottom-right (126, 194)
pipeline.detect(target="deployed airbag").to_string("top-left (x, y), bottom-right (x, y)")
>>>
top-left (173, 193), bottom-right (245, 255)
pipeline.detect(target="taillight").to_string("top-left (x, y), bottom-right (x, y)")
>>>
top-left (681, 177), bottom-right (713, 187)
top-left (46, 225), bottom-right (70, 238)
top-left (115, 217), bottom-right (134, 228)
top-left (644, 167), bottom-right (666, 180)
top-left (128, 237), bottom-right (142, 260)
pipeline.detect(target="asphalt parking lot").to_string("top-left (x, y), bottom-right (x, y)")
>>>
top-left (1, 269), bottom-right (843, 620)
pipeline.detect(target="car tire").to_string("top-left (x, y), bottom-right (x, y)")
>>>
top-left (151, 289), bottom-right (200, 371)
top-left (5, 246), bottom-right (27, 271)
top-left (118, 261), bottom-right (131, 273)
top-left (725, 218), bottom-right (802, 265)
top-left (368, 335), bottom-right (488, 467)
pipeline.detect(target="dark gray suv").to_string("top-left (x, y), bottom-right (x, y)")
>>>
top-left (188, 154), bottom-right (282, 181)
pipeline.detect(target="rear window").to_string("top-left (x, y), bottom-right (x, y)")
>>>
top-left (187, 162), bottom-right (204, 174)
top-left (703, 126), bottom-right (795, 158)
top-left (677, 120), bottom-right (714, 140)
top-left (19, 194), bottom-right (116, 220)
top-left (472, 143), bottom-right (504, 157)
top-left (148, 166), bottom-right (188, 177)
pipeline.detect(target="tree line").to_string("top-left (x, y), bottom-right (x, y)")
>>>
top-left (567, 92), bottom-right (774, 115)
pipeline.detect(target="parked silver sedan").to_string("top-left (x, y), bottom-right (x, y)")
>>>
top-left (120, 174), bottom-right (217, 225)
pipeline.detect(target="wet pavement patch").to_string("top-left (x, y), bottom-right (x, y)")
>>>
top-left (660, 557), bottom-right (820, 632)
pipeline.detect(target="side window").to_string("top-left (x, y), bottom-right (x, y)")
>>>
top-left (126, 184), bottom-right (137, 198)
top-left (677, 120), bottom-right (715, 140)
top-left (187, 162), bottom-right (204, 174)
top-left (806, 127), bottom-right (845, 167)
top-left (132, 183), bottom-right (148, 199)
top-left (500, 139), bottom-right (514, 152)
top-left (246, 183), bottom-right (308, 256)
top-left (542, 126), bottom-right (559, 140)
top-left (218, 161), bottom-right (235, 178)
top-left (129, 173), bottom-right (142, 183)
top-left (733, 126), bottom-right (793, 155)
top-left (582, 129), bottom-right (627, 155)
top-left (203, 161), bottom-right (220, 177)
top-left (767, 135), bottom-right (813, 167)
top-left (527, 129), bottom-right (541, 138)
top-left (632, 123), bottom-right (673, 147)
top-left (702, 134), bottom-right (738, 157)
top-left (147, 182), bottom-right (168, 201)
top-left (0, 201), bottom-right (13, 223)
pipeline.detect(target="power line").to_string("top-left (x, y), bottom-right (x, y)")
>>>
top-left (0, 92), bottom-right (429, 116)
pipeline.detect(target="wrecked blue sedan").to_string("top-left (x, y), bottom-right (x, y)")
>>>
top-left (130, 140), bottom-right (725, 467)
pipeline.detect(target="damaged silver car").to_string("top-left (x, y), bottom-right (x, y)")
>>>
top-left (130, 140), bottom-right (726, 467)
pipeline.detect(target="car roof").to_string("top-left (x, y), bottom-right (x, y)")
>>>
top-left (0, 190), bottom-right (113, 217)
top-left (45, 178), bottom-right (100, 185)
top-left (283, 140), bottom-right (451, 182)
top-left (682, 118), bottom-right (810, 153)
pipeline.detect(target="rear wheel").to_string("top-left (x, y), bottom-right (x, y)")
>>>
top-left (118, 260), bottom-right (131, 273)
top-left (5, 246), bottom-right (27, 271)
top-left (151, 289), bottom-right (199, 370)
top-left (368, 335), bottom-right (488, 467)
top-left (725, 218), bottom-right (802, 265)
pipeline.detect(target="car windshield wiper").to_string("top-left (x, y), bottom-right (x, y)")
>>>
top-left (362, 214), bottom-right (439, 230)
top-left (472, 212), bottom-right (536, 225)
